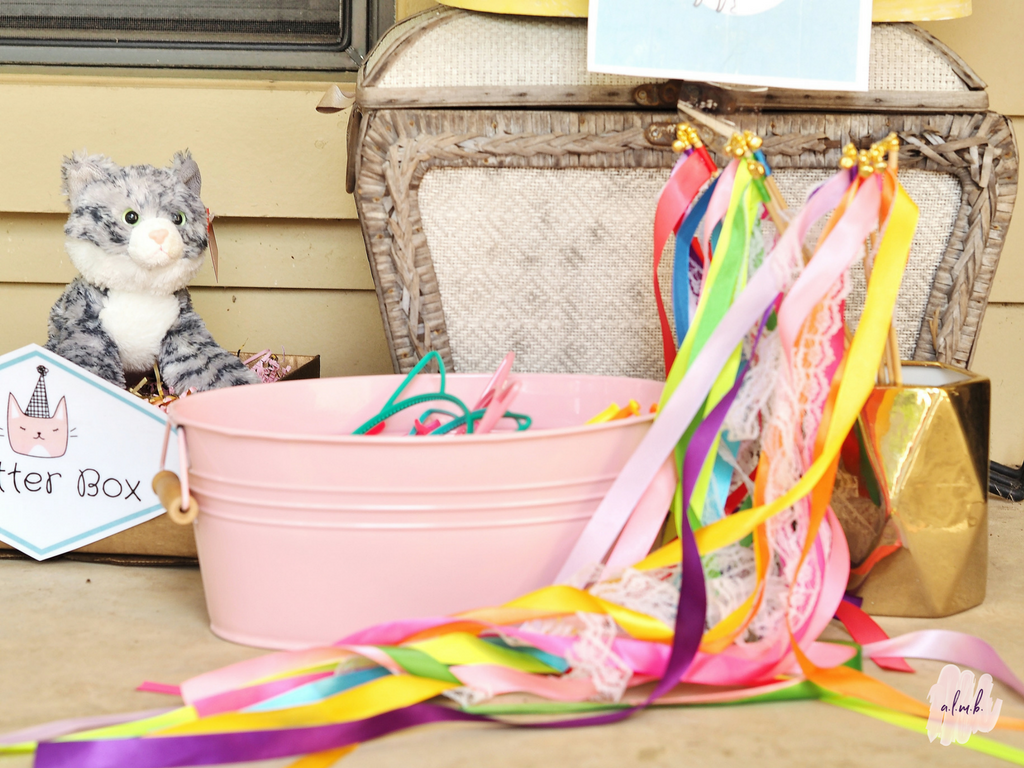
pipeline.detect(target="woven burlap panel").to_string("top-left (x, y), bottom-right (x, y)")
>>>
top-left (418, 166), bottom-right (961, 377)
top-left (420, 167), bottom-right (673, 378)
top-left (365, 12), bottom-right (972, 94)
top-left (355, 111), bottom-right (672, 371)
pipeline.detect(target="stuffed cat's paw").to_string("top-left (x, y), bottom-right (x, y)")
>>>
top-left (157, 292), bottom-right (259, 393)
top-left (160, 350), bottom-right (259, 394)
top-left (46, 278), bottom-right (127, 388)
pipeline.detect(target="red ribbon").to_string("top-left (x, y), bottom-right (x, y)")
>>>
top-left (834, 599), bottom-right (914, 673)
top-left (652, 147), bottom-right (717, 373)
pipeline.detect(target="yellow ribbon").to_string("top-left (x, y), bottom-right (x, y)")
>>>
top-left (150, 676), bottom-right (455, 737)
top-left (410, 633), bottom-right (560, 673)
top-left (59, 708), bottom-right (198, 742)
top-left (286, 746), bottom-right (359, 768)
top-left (505, 586), bottom-right (673, 642)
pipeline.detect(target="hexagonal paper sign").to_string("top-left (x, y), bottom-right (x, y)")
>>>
top-left (0, 344), bottom-right (180, 560)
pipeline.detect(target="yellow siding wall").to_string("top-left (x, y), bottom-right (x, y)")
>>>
top-left (0, 3), bottom-right (1022, 467)
top-left (921, 6), bottom-right (1024, 466)
top-left (396, 0), bottom-right (440, 17)
top-left (0, 74), bottom-right (391, 379)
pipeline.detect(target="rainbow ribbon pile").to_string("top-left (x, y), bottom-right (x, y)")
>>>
top-left (5, 128), bottom-right (1024, 767)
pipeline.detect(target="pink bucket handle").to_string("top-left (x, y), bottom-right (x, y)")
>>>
top-left (160, 420), bottom-right (173, 470)
top-left (158, 420), bottom-right (192, 514)
top-left (178, 430), bottom-right (191, 513)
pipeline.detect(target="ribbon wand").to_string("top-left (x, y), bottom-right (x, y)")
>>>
top-left (681, 103), bottom-right (906, 385)
top-left (678, 103), bottom-right (813, 260)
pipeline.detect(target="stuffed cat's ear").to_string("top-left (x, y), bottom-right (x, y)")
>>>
top-left (172, 150), bottom-right (202, 197)
top-left (53, 397), bottom-right (67, 423)
top-left (8, 393), bottom-right (23, 420)
top-left (61, 151), bottom-right (116, 208)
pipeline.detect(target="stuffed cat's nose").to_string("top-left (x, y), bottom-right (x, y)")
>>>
top-left (149, 229), bottom-right (169, 245)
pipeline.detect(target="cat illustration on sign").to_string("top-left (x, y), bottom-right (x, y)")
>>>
top-left (693, 0), bottom-right (787, 14)
top-left (6, 366), bottom-right (71, 458)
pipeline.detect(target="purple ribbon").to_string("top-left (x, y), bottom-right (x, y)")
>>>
top-left (682, 372), bottom-right (746, 513)
top-left (681, 304), bottom-right (771, 517)
top-left (35, 705), bottom-right (482, 768)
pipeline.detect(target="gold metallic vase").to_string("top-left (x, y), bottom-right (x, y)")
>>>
top-left (832, 362), bottom-right (989, 618)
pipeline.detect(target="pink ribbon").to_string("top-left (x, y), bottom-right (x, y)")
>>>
top-left (180, 648), bottom-right (353, 705)
top-left (863, 630), bottom-right (1024, 698)
top-left (602, 458), bottom-right (678, 574)
top-left (778, 175), bottom-right (881, 361)
top-left (192, 672), bottom-right (335, 719)
top-left (699, 160), bottom-right (739, 259)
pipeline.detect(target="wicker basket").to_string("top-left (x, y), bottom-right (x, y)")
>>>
top-left (351, 7), bottom-right (1017, 380)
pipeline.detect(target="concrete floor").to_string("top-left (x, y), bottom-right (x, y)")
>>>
top-left (2, 499), bottom-right (1024, 768)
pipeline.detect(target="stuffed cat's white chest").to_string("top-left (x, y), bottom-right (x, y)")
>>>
top-left (99, 291), bottom-right (180, 372)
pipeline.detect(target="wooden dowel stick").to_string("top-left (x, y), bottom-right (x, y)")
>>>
top-left (152, 470), bottom-right (199, 525)
top-left (677, 103), bottom-right (739, 141)
top-left (765, 175), bottom-right (787, 211)
top-left (889, 324), bottom-right (903, 386)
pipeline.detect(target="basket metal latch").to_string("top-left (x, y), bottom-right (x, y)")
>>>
top-left (645, 122), bottom-right (683, 148)
top-left (633, 80), bottom-right (737, 113)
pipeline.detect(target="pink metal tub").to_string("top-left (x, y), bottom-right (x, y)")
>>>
top-left (167, 373), bottom-right (663, 650)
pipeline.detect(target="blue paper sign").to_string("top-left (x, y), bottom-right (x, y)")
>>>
top-left (588, 0), bottom-right (873, 91)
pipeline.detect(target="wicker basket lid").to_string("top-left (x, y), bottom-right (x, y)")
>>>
top-left (359, 7), bottom-right (986, 112)
top-left (436, 0), bottom-right (971, 20)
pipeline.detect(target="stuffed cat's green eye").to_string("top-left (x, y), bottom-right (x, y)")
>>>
top-left (123, 210), bottom-right (139, 225)
top-left (171, 212), bottom-right (186, 226)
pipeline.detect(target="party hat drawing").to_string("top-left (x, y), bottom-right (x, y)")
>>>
top-left (7, 365), bottom-right (72, 459)
top-left (25, 366), bottom-right (51, 418)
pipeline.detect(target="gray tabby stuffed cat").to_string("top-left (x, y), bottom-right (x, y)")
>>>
top-left (46, 150), bottom-right (258, 392)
